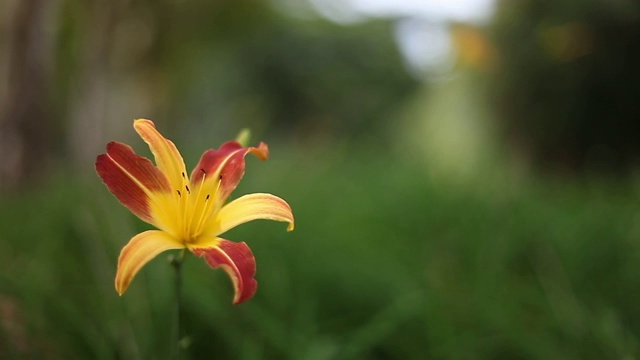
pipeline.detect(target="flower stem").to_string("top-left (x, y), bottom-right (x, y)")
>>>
top-left (170, 249), bottom-right (187, 360)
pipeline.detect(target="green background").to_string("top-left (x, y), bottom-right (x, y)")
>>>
top-left (1, 0), bottom-right (639, 358)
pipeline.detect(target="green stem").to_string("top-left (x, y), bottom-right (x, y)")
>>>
top-left (170, 249), bottom-right (187, 360)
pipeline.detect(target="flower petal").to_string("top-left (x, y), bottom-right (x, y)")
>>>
top-left (115, 230), bottom-right (183, 295)
top-left (133, 119), bottom-right (187, 190)
top-left (96, 141), bottom-right (171, 224)
top-left (215, 193), bottom-right (295, 235)
top-left (190, 238), bottom-right (257, 304)
top-left (190, 141), bottom-right (269, 206)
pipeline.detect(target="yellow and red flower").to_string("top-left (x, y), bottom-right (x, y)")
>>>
top-left (95, 119), bottom-right (294, 304)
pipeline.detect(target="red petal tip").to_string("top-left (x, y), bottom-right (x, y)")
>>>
top-left (191, 240), bottom-right (258, 304)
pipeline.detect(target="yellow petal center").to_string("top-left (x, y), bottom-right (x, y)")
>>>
top-left (149, 172), bottom-right (222, 244)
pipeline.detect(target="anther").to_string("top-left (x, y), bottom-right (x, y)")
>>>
top-left (206, 194), bottom-right (210, 201)
top-left (182, 172), bottom-right (185, 178)
top-left (185, 185), bottom-right (190, 194)
top-left (177, 190), bottom-right (181, 197)
top-left (219, 175), bottom-right (223, 181)
top-left (200, 168), bottom-right (206, 175)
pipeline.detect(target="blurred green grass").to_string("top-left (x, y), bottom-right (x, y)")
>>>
top-left (1, 145), bottom-right (639, 359)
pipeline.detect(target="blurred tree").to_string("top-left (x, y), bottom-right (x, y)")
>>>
top-left (492, 0), bottom-right (640, 175)
top-left (240, 19), bottom-right (419, 141)
top-left (155, 2), bottom-right (420, 144)
top-left (0, 0), bottom-right (417, 191)
top-left (0, 0), bottom-right (59, 191)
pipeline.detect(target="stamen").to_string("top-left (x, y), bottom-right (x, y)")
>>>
top-left (201, 169), bottom-right (206, 175)
top-left (185, 185), bottom-right (190, 194)
top-left (176, 190), bottom-right (181, 197)
top-left (181, 172), bottom-right (186, 178)
top-left (192, 177), bottom-right (222, 237)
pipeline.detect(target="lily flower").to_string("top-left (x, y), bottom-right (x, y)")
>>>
top-left (95, 119), bottom-right (294, 304)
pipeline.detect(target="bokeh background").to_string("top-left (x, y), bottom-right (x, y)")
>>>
top-left (1, 0), bottom-right (640, 358)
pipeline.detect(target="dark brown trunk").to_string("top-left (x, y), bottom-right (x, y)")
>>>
top-left (0, 0), bottom-right (58, 191)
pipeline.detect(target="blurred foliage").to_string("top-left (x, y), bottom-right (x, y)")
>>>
top-left (1, 148), bottom-right (639, 359)
top-left (491, 0), bottom-right (640, 175)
